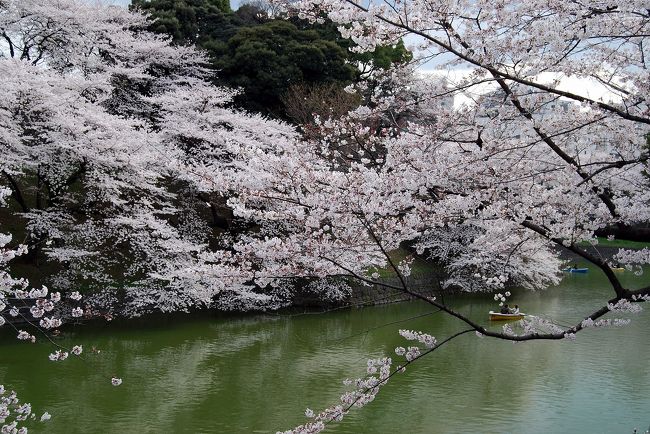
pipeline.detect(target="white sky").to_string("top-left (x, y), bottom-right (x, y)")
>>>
top-left (417, 69), bottom-right (621, 109)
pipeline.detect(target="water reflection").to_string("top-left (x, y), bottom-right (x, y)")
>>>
top-left (0, 268), bottom-right (648, 433)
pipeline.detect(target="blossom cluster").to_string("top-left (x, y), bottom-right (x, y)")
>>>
top-left (607, 299), bottom-right (643, 314)
top-left (398, 329), bottom-right (437, 348)
top-left (493, 291), bottom-right (511, 306)
top-left (0, 385), bottom-right (50, 434)
top-left (278, 357), bottom-right (394, 434)
top-left (614, 249), bottom-right (650, 271)
top-left (581, 318), bottom-right (631, 328)
top-left (520, 317), bottom-right (565, 335)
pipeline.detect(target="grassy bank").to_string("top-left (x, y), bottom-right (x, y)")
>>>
top-left (579, 237), bottom-right (650, 250)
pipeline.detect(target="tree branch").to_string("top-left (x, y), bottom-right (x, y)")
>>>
top-left (2, 170), bottom-right (29, 212)
top-left (341, 0), bottom-right (650, 125)
top-left (492, 75), bottom-right (619, 217)
top-left (521, 219), bottom-right (626, 297)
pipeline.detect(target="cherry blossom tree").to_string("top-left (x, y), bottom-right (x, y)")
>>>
top-left (0, 0), bottom-right (305, 316)
top-left (185, 1), bottom-right (649, 430)
top-left (2, 0), bottom-right (650, 432)
top-left (0, 2), bottom-right (299, 428)
top-left (235, 0), bottom-right (648, 310)
top-left (0, 187), bottom-right (80, 432)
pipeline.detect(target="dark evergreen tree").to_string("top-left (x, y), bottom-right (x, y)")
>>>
top-left (131, 0), bottom-right (411, 117)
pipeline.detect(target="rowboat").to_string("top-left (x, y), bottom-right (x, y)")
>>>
top-left (489, 311), bottom-right (526, 321)
top-left (610, 267), bottom-right (625, 272)
top-left (562, 268), bottom-right (588, 273)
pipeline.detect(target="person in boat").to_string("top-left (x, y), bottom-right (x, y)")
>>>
top-left (500, 304), bottom-right (510, 314)
top-left (513, 305), bottom-right (520, 314)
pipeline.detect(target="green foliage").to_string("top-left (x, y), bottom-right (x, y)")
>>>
top-left (132, 0), bottom-right (234, 45)
top-left (580, 237), bottom-right (650, 249)
top-left (355, 40), bottom-right (413, 74)
top-left (214, 20), bottom-right (358, 113)
top-left (131, 0), bottom-right (412, 117)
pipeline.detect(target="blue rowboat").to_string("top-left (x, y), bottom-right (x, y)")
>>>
top-left (563, 268), bottom-right (588, 273)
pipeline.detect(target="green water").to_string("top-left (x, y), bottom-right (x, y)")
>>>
top-left (1, 268), bottom-right (649, 434)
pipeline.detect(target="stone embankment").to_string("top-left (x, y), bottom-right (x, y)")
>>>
top-left (346, 275), bottom-right (448, 307)
top-left (342, 244), bottom-right (641, 307)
